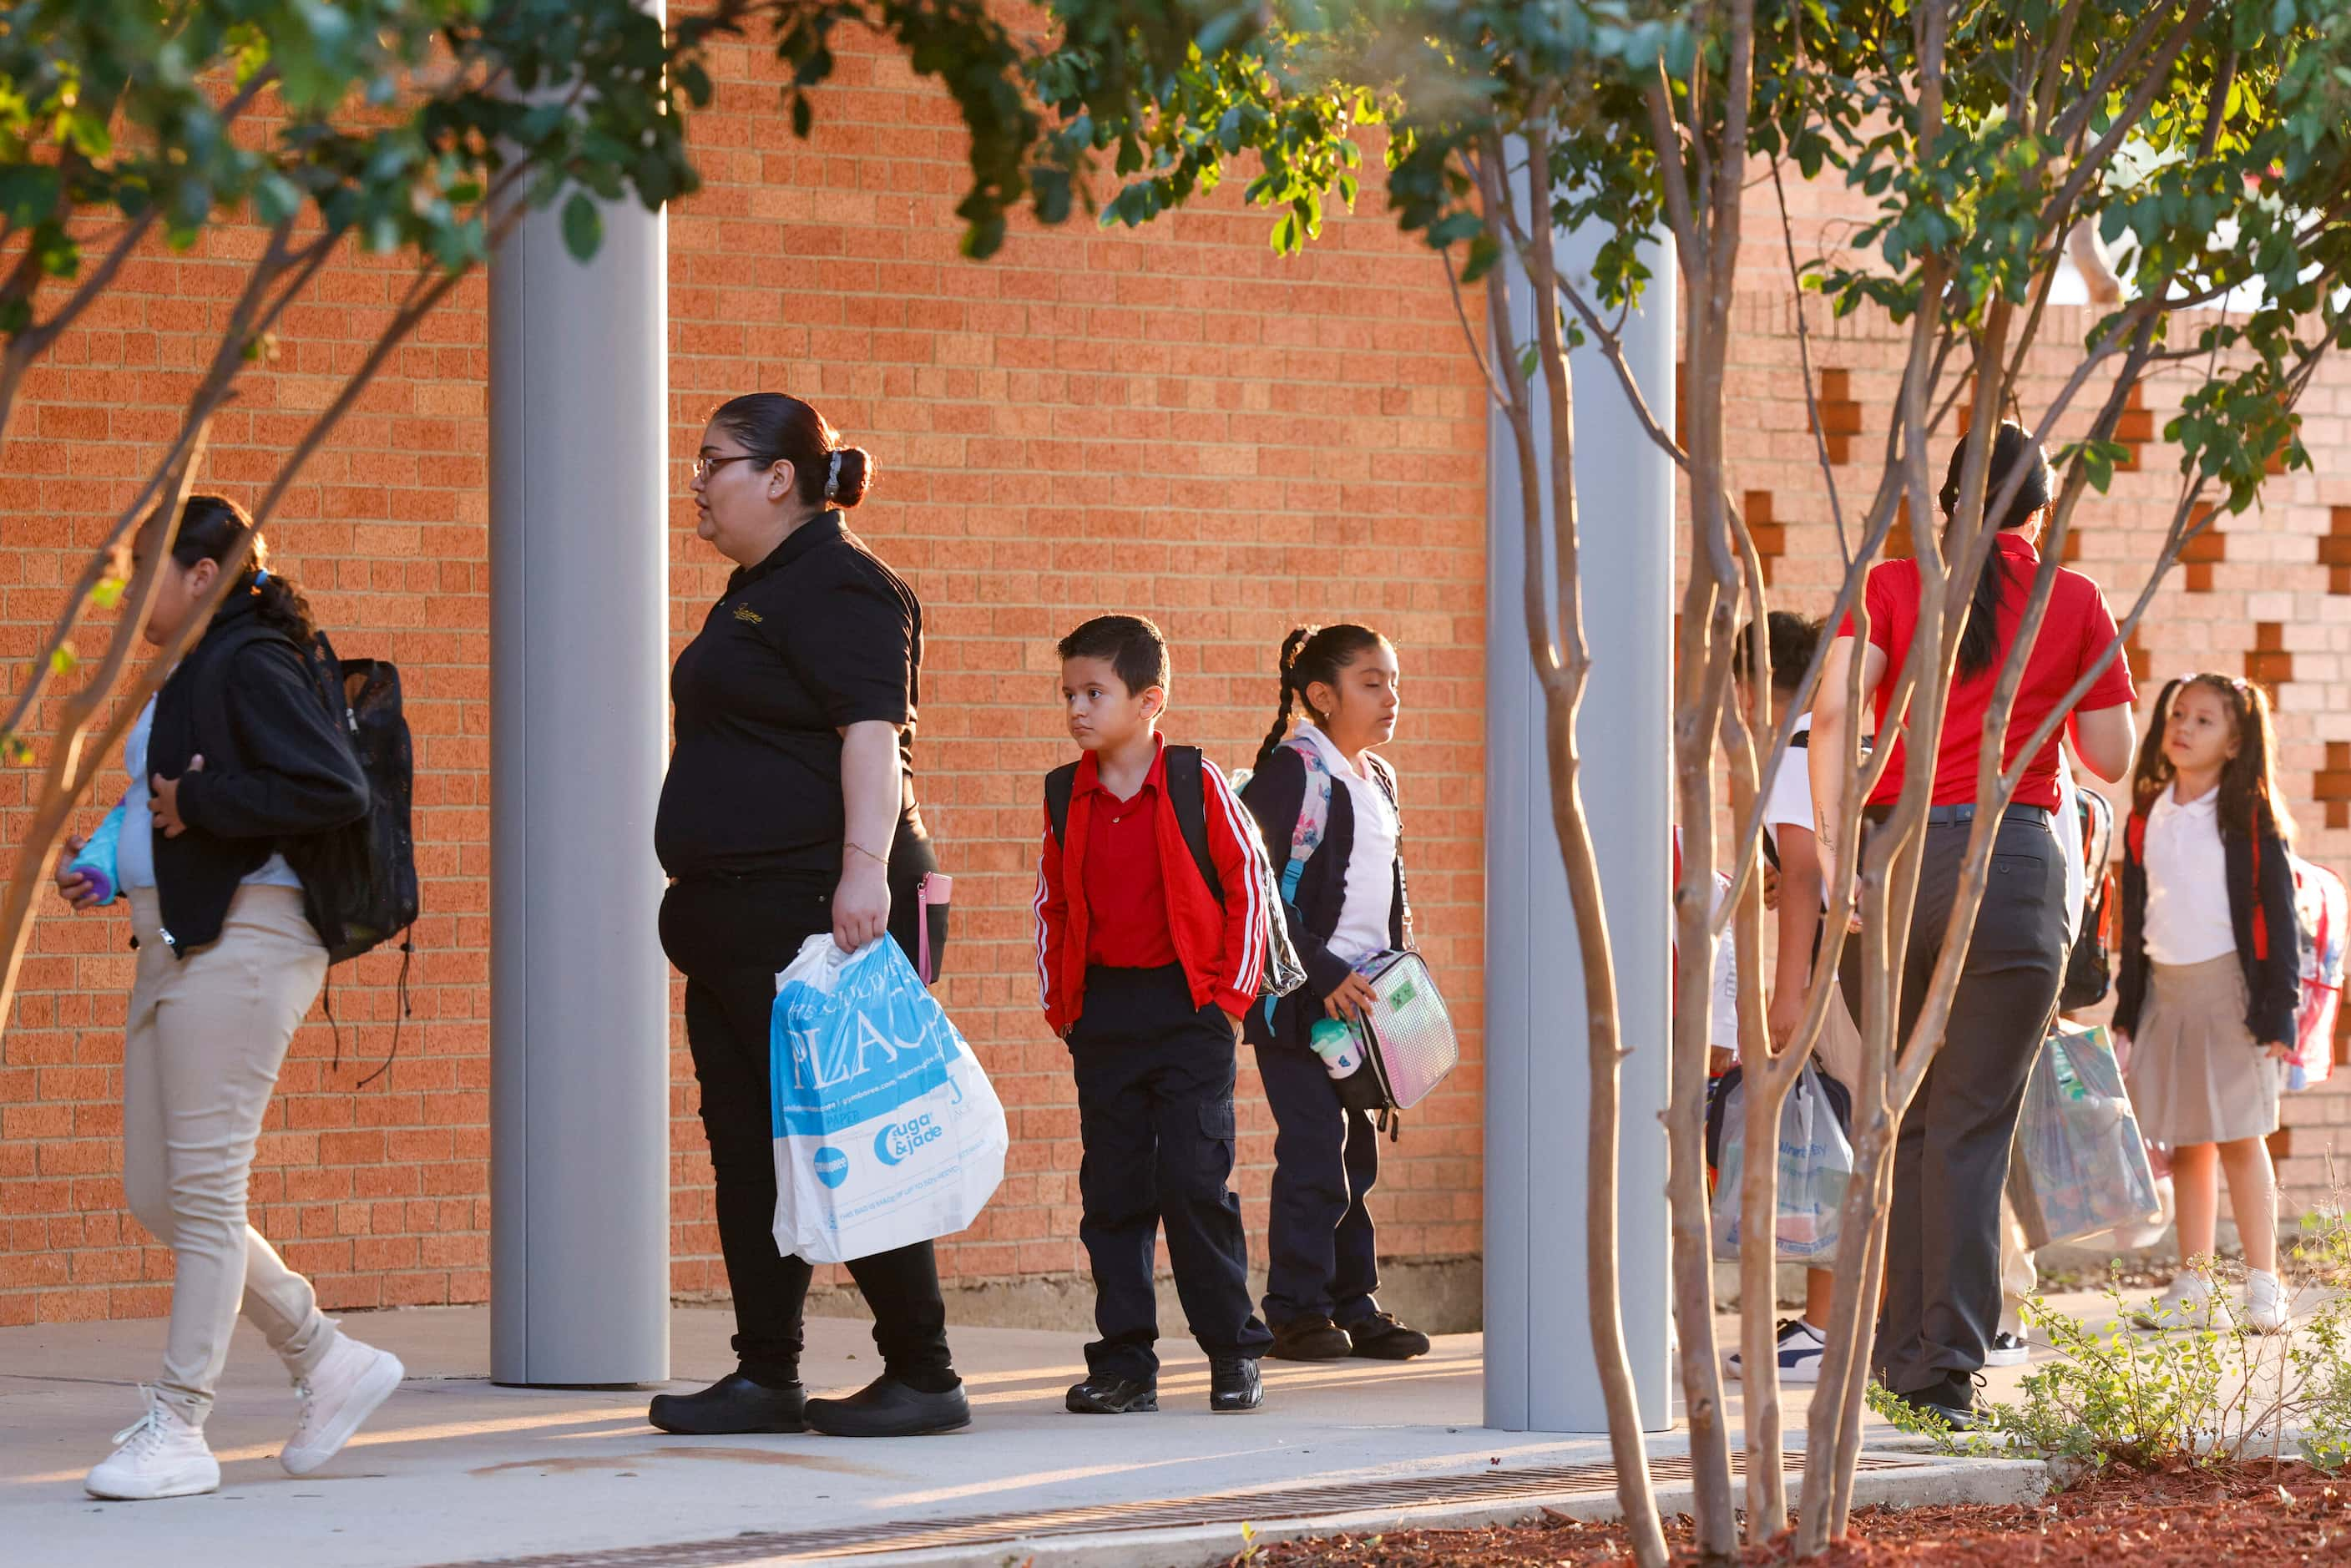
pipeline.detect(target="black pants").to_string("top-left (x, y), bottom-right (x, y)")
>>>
top-left (1068, 964), bottom-right (1272, 1380)
top-left (1254, 1039), bottom-right (1383, 1328)
top-left (660, 856), bottom-right (956, 1392)
top-left (1841, 812), bottom-right (2065, 1398)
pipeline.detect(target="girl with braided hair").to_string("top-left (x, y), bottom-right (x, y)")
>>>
top-left (1238, 625), bottom-right (1432, 1363)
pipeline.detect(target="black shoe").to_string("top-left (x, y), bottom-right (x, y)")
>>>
top-left (1898, 1373), bottom-right (1991, 1433)
top-left (804, 1375), bottom-right (970, 1437)
top-left (1209, 1357), bottom-right (1264, 1413)
top-left (647, 1373), bottom-right (806, 1435)
top-left (1065, 1374), bottom-right (1159, 1414)
top-left (1268, 1314), bottom-right (1353, 1361)
top-left (1342, 1312), bottom-right (1433, 1361)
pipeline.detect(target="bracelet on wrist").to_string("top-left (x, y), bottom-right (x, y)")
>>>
top-left (845, 841), bottom-right (889, 870)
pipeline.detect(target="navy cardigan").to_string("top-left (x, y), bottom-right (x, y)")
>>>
top-left (1237, 745), bottom-right (1410, 1053)
top-left (2111, 796), bottom-right (2299, 1049)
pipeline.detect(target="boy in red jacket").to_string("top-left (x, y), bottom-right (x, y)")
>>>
top-left (1035, 615), bottom-right (1274, 1414)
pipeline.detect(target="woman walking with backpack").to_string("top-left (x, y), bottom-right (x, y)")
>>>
top-left (53, 495), bottom-right (400, 1500)
top-left (1238, 624), bottom-right (1433, 1363)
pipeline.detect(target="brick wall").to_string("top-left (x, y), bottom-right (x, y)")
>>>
top-left (0, 33), bottom-right (1490, 1326)
top-left (1708, 288), bottom-right (2351, 1208)
top-left (14, 34), bottom-right (2351, 1329)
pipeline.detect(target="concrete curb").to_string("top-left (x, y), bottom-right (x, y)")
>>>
top-left (770, 1452), bottom-right (2051, 1567)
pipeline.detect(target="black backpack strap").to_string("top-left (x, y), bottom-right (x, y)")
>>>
top-left (1162, 745), bottom-right (1224, 905)
top-left (1044, 762), bottom-right (1079, 847)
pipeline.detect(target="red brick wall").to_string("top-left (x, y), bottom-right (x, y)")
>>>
top-left (1708, 289), bottom-right (2351, 1206)
top-left (0, 33), bottom-right (1491, 1325)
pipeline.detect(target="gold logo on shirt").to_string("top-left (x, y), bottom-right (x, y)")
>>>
top-left (732, 604), bottom-right (764, 625)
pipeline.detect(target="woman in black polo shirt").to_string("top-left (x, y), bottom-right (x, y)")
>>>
top-left (650, 392), bottom-right (966, 1439)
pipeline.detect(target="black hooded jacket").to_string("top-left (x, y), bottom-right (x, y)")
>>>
top-left (1237, 742), bottom-right (1411, 1052)
top-left (141, 590), bottom-right (370, 956)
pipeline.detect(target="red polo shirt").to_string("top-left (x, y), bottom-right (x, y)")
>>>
top-left (1081, 745), bottom-right (1179, 969)
top-left (1839, 531), bottom-right (2136, 810)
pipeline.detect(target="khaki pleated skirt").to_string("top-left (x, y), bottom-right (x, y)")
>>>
top-left (2125, 953), bottom-right (2283, 1146)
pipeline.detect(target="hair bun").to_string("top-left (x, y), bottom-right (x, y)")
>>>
top-left (831, 446), bottom-right (873, 509)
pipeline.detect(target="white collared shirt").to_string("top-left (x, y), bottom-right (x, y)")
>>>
top-left (1295, 721), bottom-right (1398, 964)
top-left (2142, 781), bottom-right (2236, 966)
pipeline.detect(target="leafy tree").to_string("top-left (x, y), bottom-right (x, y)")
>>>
top-left (0, 0), bottom-right (1100, 1048)
top-left (1023, 1), bottom-right (2351, 1560)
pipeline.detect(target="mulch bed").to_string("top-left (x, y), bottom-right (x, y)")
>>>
top-left (1229, 1459), bottom-right (2351, 1565)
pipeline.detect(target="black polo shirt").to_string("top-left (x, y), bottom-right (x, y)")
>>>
top-left (655, 513), bottom-right (923, 882)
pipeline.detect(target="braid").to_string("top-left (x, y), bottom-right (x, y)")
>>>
top-left (1252, 625), bottom-right (1316, 777)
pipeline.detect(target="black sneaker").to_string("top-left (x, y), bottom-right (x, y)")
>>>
top-left (1898, 1372), bottom-right (1992, 1432)
top-left (1065, 1374), bottom-right (1158, 1414)
top-left (647, 1373), bottom-right (806, 1435)
top-left (803, 1375), bottom-right (970, 1437)
top-left (1209, 1357), bottom-right (1264, 1413)
top-left (1342, 1312), bottom-right (1433, 1361)
top-left (1268, 1314), bottom-right (1353, 1361)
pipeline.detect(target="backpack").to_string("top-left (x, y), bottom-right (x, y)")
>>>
top-left (1044, 745), bottom-right (1304, 999)
top-left (279, 629), bottom-right (418, 967)
top-left (2059, 787), bottom-right (2116, 1012)
top-left (2288, 854), bottom-right (2346, 1090)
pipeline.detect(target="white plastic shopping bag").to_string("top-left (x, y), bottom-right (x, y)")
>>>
top-left (2006, 1024), bottom-right (2161, 1249)
top-left (769, 933), bottom-right (1009, 1265)
top-left (1709, 1061), bottom-right (1853, 1262)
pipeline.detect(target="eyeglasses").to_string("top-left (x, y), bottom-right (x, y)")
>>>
top-left (692, 453), bottom-right (765, 482)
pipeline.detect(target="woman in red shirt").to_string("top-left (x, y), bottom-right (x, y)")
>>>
top-left (1810, 422), bottom-right (2136, 1429)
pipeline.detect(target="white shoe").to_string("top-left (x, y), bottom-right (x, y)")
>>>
top-left (1984, 1330), bottom-right (2030, 1368)
top-left (1723, 1318), bottom-right (1828, 1384)
top-left (2240, 1269), bottom-right (2291, 1336)
top-left (281, 1333), bottom-right (404, 1476)
top-left (2131, 1272), bottom-right (2231, 1331)
top-left (86, 1388), bottom-right (220, 1500)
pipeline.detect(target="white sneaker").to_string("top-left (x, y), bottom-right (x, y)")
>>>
top-left (2240, 1269), bottom-right (2291, 1336)
top-left (86, 1388), bottom-right (220, 1500)
top-left (2131, 1272), bottom-right (2231, 1332)
top-left (1723, 1318), bottom-right (1828, 1384)
top-left (1984, 1329), bottom-right (2030, 1368)
top-left (281, 1333), bottom-right (405, 1476)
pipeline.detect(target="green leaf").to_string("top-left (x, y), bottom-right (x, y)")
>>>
top-left (49, 645), bottom-right (78, 675)
top-left (561, 192), bottom-right (602, 262)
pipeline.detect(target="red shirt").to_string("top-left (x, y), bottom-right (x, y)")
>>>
top-left (1080, 747), bottom-right (1180, 969)
top-left (1839, 532), bottom-right (2135, 810)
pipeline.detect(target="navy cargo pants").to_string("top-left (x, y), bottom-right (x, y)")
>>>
top-left (1067, 963), bottom-right (1273, 1381)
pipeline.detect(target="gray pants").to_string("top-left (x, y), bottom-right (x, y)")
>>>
top-left (1843, 813), bottom-right (2065, 1399)
top-left (124, 886), bottom-right (337, 1426)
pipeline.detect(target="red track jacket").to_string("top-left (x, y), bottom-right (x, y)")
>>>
top-left (1033, 739), bottom-right (1269, 1036)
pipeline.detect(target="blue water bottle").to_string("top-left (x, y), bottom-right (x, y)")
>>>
top-left (68, 797), bottom-right (127, 906)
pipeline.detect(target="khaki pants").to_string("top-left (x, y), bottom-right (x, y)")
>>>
top-left (124, 885), bottom-right (335, 1426)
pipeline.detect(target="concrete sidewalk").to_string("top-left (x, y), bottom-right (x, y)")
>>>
top-left (2, 1303), bottom-right (2055, 1568)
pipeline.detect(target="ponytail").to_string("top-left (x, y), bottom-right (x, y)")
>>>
top-left (1251, 622), bottom-right (1391, 777)
top-left (1252, 625), bottom-right (1317, 778)
top-left (1941, 420), bottom-right (2053, 681)
top-left (151, 493), bottom-right (317, 645)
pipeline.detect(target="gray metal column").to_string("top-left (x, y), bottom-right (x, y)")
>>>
top-left (1484, 215), bottom-right (1676, 1433)
top-left (487, 147), bottom-right (672, 1383)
